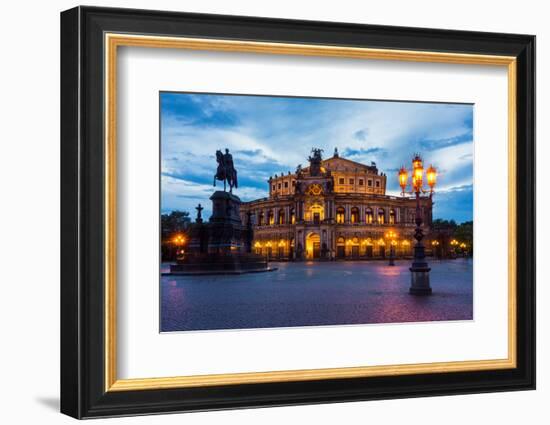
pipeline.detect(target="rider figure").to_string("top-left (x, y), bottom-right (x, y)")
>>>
top-left (223, 148), bottom-right (234, 176)
top-left (214, 148), bottom-right (238, 192)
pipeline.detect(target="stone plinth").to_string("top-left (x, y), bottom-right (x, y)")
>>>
top-left (169, 191), bottom-right (274, 275)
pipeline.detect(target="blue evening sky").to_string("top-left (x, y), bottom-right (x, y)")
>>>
top-left (161, 92), bottom-right (473, 223)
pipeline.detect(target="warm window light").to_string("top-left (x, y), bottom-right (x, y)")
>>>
top-left (378, 238), bottom-right (385, 246)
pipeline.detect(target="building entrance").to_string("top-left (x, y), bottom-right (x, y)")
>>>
top-left (306, 233), bottom-right (321, 259)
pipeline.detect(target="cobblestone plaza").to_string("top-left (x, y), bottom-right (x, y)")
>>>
top-left (161, 259), bottom-right (473, 332)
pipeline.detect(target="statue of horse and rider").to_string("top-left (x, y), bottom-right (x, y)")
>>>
top-left (213, 148), bottom-right (238, 193)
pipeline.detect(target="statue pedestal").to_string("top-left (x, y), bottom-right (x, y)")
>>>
top-left (169, 191), bottom-right (275, 275)
top-left (207, 191), bottom-right (243, 254)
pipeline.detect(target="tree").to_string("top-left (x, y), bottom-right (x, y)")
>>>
top-left (161, 211), bottom-right (191, 241)
top-left (432, 218), bottom-right (457, 230)
top-left (454, 221), bottom-right (473, 254)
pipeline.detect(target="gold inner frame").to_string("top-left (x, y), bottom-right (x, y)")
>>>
top-left (104, 33), bottom-right (517, 392)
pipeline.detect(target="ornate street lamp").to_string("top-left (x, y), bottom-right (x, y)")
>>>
top-left (385, 230), bottom-right (398, 266)
top-left (398, 154), bottom-right (437, 295)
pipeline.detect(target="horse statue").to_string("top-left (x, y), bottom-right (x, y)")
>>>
top-left (213, 148), bottom-right (238, 193)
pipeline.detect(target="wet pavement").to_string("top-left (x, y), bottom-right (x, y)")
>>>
top-left (161, 259), bottom-right (473, 332)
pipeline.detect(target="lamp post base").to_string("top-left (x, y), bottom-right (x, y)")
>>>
top-left (409, 266), bottom-right (432, 295)
top-left (409, 286), bottom-right (432, 295)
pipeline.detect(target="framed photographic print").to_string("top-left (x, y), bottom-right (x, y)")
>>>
top-left (60, 6), bottom-right (535, 419)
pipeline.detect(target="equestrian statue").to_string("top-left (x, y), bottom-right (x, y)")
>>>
top-left (214, 148), bottom-right (238, 193)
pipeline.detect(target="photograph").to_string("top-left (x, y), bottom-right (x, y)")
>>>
top-left (160, 92), bottom-right (475, 332)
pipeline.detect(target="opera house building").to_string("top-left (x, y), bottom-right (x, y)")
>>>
top-left (239, 148), bottom-right (433, 261)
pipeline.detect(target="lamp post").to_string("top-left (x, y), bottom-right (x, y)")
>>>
top-left (385, 230), bottom-right (397, 266)
top-left (399, 154), bottom-right (437, 295)
top-left (431, 240), bottom-right (440, 258)
top-left (450, 239), bottom-right (459, 258)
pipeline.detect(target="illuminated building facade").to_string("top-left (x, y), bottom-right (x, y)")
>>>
top-left (240, 148), bottom-right (433, 260)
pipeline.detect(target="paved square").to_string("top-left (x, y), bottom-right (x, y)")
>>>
top-left (161, 259), bottom-right (473, 332)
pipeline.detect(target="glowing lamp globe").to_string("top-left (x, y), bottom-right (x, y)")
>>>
top-left (427, 165), bottom-right (437, 189)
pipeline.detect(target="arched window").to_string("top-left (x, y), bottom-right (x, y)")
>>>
top-left (378, 208), bottom-right (385, 224)
top-left (290, 208), bottom-right (296, 224)
top-left (350, 207), bottom-right (359, 224)
top-left (365, 207), bottom-right (373, 224)
top-left (336, 207), bottom-right (345, 224)
top-left (268, 210), bottom-right (274, 225)
top-left (278, 209), bottom-right (285, 225)
top-left (258, 211), bottom-right (264, 226)
top-left (389, 209), bottom-right (396, 224)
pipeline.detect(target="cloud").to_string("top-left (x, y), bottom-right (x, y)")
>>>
top-left (433, 184), bottom-right (473, 224)
top-left (354, 129), bottom-right (369, 141)
top-left (343, 147), bottom-right (383, 156)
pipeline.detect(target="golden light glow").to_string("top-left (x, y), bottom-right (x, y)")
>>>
top-left (460, 242), bottom-right (467, 249)
top-left (306, 233), bottom-right (321, 259)
top-left (306, 204), bottom-right (324, 222)
top-left (336, 208), bottom-right (345, 224)
top-left (412, 154), bottom-right (424, 190)
top-left (378, 238), bottom-right (385, 246)
top-left (427, 165), bottom-right (437, 188)
top-left (391, 240), bottom-right (397, 246)
top-left (398, 166), bottom-right (408, 191)
top-left (431, 240), bottom-right (440, 246)
top-left (278, 240), bottom-right (286, 247)
top-left (402, 240), bottom-right (410, 246)
top-left (173, 234), bottom-right (186, 245)
top-left (450, 239), bottom-right (459, 246)
top-left (385, 230), bottom-right (397, 240)
top-left (254, 241), bottom-right (262, 248)
top-left (366, 210), bottom-right (373, 224)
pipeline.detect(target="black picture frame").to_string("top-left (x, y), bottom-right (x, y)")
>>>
top-left (61, 5), bottom-right (535, 419)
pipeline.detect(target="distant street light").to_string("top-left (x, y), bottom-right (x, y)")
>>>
top-left (431, 240), bottom-right (440, 258)
top-left (173, 234), bottom-right (186, 258)
top-left (398, 154), bottom-right (437, 295)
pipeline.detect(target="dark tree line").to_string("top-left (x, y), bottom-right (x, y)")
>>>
top-left (432, 218), bottom-right (473, 256)
top-left (161, 211), bottom-right (191, 261)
